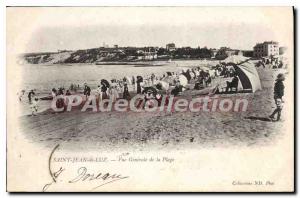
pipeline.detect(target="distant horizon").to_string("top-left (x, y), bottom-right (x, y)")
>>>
top-left (20, 43), bottom-right (285, 54)
top-left (22, 42), bottom-right (281, 54)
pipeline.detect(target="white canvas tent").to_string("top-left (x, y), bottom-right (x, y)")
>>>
top-left (178, 74), bottom-right (188, 86)
top-left (162, 76), bottom-right (175, 85)
top-left (156, 81), bottom-right (170, 91)
top-left (223, 55), bottom-right (262, 93)
top-left (233, 61), bottom-right (262, 93)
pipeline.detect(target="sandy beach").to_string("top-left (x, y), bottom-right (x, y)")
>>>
top-left (17, 65), bottom-right (289, 152)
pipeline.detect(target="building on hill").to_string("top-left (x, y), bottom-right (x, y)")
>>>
top-left (210, 48), bottom-right (218, 58)
top-left (253, 41), bottom-right (279, 58)
top-left (137, 48), bottom-right (158, 60)
top-left (215, 47), bottom-right (242, 60)
top-left (166, 43), bottom-right (176, 51)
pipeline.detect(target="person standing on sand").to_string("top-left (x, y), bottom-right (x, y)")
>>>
top-left (151, 73), bottom-right (155, 85)
top-left (56, 87), bottom-right (65, 110)
top-left (101, 82), bottom-right (108, 100)
top-left (132, 76), bottom-right (136, 91)
top-left (64, 90), bottom-right (72, 107)
top-left (109, 82), bottom-right (119, 102)
top-left (28, 90), bottom-right (35, 104)
top-left (83, 83), bottom-right (91, 100)
top-left (136, 76), bottom-right (143, 94)
top-left (51, 88), bottom-right (57, 98)
top-left (269, 73), bottom-right (285, 121)
top-left (123, 83), bottom-right (131, 100)
top-left (96, 85), bottom-right (102, 101)
top-left (30, 97), bottom-right (39, 116)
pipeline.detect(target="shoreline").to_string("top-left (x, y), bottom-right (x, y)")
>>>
top-left (21, 58), bottom-right (222, 66)
top-left (95, 61), bottom-right (172, 66)
top-left (18, 67), bottom-right (288, 151)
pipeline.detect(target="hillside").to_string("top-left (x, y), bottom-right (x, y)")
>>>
top-left (22, 51), bottom-right (73, 64)
top-left (22, 48), bottom-right (137, 64)
top-left (21, 46), bottom-right (217, 64)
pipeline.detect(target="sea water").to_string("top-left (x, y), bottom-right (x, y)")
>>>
top-left (16, 60), bottom-right (215, 116)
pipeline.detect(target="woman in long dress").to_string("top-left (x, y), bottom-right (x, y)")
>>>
top-left (123, 83), bottom-right (131, 100)
top-left (136, 76), bottom-right (143, 94)
top-left (132, 76), bottom-right (136, 91)
top-left (109, 83), bottom-right (119, 102)
top-left (96, 85), bottom-right (102, 103)
top-left (101, 82), bottom-right (108, 100)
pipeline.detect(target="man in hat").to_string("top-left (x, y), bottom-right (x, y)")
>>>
top-left (269, 73), bottom-right (285, 121)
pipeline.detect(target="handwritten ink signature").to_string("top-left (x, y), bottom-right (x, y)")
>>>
top-left (69, 167), bottom-right (129, 190)
top-left (42, 144), bottom-right (129, 192)
top-left (43, 144), bottom-right (64, 192)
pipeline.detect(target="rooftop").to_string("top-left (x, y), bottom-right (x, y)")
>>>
top-left (254, 41), bottom-right (279, 48)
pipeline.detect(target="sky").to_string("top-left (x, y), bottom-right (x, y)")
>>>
top-left (7, 7), bottom-right (293, 53)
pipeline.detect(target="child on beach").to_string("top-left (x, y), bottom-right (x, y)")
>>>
top-left (269, 73), bottom-right (285, 121)
top-left (28, 90), bottom-right (35, 104)
top-left (30, 97), bottom-right (39, 116)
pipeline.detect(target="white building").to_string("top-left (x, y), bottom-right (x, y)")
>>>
top-left (166, 43), bottom-right (176, 51)
top-left (253, 41), bottom-right (279, 58)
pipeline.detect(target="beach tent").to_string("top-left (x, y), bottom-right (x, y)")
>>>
top-left (101, 79), bottom-right (110, 88)
top-left (178, 74), bottom-right (188, 86)
top-left (223, 55), bottom-right (261, 93)
top-left (125, 76), bottom-right (132, 84)
top-left (166, 72), bottom-right (173, 76)
top-left (162, 76), bottom-right (175, 85)
top-left (233, 61), bottom-right (262, 93)
top-left (137, 76), bottom-right (143, 83)
top-left (156, 81), bottom-right (170, 91)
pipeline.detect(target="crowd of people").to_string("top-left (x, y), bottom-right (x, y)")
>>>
top-left (256, 57), bottom-right (287, 69)
top-left (18, 63), bottom-right (244, 115)
top-left (18, 89), bottom-right (39, 116)
top-left (18, 60), bottom-right (286, 121)
top-left (19, 66), bottom-right (220, 114)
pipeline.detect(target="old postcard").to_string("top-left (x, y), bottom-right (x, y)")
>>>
top-left (6, 7), bottom-right (294, 192)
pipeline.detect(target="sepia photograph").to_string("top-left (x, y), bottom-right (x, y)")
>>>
top-left (6, 6), bottom-right (294, 192)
